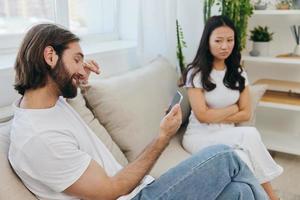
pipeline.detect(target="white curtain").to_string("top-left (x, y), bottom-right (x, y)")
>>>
top-left (137, 0), bottom-right (178, 67)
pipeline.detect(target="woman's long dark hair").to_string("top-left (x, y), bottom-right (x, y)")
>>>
top-left (182, 15), bottom-right (245, 92)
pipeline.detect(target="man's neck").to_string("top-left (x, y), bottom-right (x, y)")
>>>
top-left (20, 84), bottom-right (60, 109)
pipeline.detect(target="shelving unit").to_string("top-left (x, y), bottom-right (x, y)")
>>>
top-left (260, 129), bottom-right (300, 155)
top-left (243, 55), bottom-right (300, 65)
top-left (253, 9), bottom-right (300, 15)
top-left (243, 9), bottom-right (300, 155)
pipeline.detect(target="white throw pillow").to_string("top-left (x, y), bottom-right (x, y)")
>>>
top-left (84, 57), bottom-right (184, 161)
top-left (237, 84), bottom-right (268, 127)
top-left (67, 91), bottom-right (128, 166)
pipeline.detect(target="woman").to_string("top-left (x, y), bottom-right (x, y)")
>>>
top-left (182, 15), bottom-right (283, 200)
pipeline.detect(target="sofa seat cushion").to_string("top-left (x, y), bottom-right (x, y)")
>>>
top-left (67, 91), bottom-right (128, 166)
top-left (0, 121), bottom-right (37, 200)
top-left (84, 57), bottom-right (189, 161)
top-left (149, 126), bottom-right (191, 178)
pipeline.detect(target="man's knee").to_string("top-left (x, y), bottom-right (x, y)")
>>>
top-left (217, 182), bottom-right (255, 200)
top-left (188, 144), bottom-right (237, 169)
top-left (195, 144), bottom-right (233, 159)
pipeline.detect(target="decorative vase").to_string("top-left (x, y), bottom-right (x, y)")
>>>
top-left (252, 42), bottom-right (270, 56)
top-left (293, 45), bottom-right (300, 56)
top-left (254, 3), bottom-right (267, 10)
top-left (295, 0), bottom-right (300, 9)
top-left (249, 49), bottom-right (260, 57)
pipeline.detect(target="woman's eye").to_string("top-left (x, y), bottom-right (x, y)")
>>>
top-left (75, 59), bottom-right (80, 63)
top-left (215, 40), bottom-right (221, 43)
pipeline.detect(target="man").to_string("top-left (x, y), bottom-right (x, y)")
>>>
top-left (8, 24), bottom-right (268, 200)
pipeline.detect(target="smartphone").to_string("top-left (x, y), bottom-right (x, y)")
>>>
top-left (166, 91), bottom-right (183, 114)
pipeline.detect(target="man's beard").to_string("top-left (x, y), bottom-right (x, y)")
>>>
top-left (49, 58), bottom-right (78, 99)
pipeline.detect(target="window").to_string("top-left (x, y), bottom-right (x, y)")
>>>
top-left (0, 0), bottom-right (119, 51)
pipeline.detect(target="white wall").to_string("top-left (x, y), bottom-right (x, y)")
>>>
top-left (177, 0), bottom-right (205, 64)
top-left (119, 0), bottom-right (139, 40)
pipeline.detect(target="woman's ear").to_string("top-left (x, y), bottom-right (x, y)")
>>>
top-left (44, 46), bottom-right (58, 69)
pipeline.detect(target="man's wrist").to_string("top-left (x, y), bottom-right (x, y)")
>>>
top-left (156, 132), bottom-right (172, 146)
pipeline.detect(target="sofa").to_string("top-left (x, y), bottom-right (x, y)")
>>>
top-left (0, 56), bottom-right (267, 199)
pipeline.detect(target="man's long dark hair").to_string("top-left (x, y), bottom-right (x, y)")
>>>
top-left (14, 24), bottom-right (80, 95)
top-left (182, 15), bottom-right (246, 92)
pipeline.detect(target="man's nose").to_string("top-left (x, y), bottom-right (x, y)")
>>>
top-left (78, 63), bottom-right (87, 75)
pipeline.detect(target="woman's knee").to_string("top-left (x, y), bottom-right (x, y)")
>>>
top-left (244, 127), bottom-right (262, 142)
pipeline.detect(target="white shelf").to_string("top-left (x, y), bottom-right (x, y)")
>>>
top-left (259, 101), bottom-right (300, 112)
top-left (253, 9), bottom-right (300, 15)
top-left (242, 55), bottom-right (300, 64)
top-left (259, 129), bottom-right (300, 155)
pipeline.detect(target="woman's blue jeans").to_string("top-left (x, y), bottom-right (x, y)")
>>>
top-left (132, 144), bottom-right (268, 200)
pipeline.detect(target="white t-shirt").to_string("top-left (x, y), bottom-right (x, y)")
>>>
top-left (8, 97), bottom-right (154, 200)
top-left (185, 67), bottom-right (249, 109)
top-left (184, 67), bottom-right (249, 132)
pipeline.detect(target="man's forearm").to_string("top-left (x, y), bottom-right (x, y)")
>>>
top-left (111, 134), bottom-right (170, 196)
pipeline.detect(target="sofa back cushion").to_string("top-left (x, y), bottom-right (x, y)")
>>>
top-left (67, 91), bottom-right (128, 166)
top-left (84, 57), bottom-right (188, 161)
top-left (0, 121), bottom-right (37, 200)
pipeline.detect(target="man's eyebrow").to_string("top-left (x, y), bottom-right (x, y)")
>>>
top-left (75, 52), bottom-right (84, 59)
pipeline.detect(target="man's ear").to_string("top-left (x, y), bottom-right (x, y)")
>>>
top-left (44, 46), bottom-right (58, 69)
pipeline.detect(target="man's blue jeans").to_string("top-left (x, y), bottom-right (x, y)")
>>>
top-left (132, 145), bottom-right (268, 200)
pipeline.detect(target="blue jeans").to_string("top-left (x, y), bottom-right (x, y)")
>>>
top-left (132, 145), bottom-right (268, 200)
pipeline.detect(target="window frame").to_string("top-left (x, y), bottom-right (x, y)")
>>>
top-left (0, 0), bottom-right (120, 53)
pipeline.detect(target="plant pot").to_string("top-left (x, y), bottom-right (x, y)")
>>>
top-left (254, 3), bottom-right (267, 10)
top-left (252, 42), bottom-right (270, 56)
top-left (276, 3), bottom-right (290, 10)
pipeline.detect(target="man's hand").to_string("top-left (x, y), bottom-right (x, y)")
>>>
top-left (79, 60), bottom-right (100, 85)
top-left (159, 104), bottom-right (182, 140)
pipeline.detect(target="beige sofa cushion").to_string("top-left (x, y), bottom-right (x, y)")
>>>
top-left (67, 92), bottom-right (128, 166)
top-left (237, 84), bottom-right (267, 127)
top-left (0, 121), bottom-right (37, 200)
top-left (149, 126), bottom-right (190, 178)
top-left (84, 57), bottom-right (187, 161)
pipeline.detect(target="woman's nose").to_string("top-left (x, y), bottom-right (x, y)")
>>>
top-left (221, 42), bottom-right (228, 49)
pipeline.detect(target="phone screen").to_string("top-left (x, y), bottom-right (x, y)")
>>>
top-left (166, 91), bottom-right (183, 114)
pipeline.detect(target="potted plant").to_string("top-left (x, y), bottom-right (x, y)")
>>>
top-left (276, 0), bottom-right (293, 9)
top-left (249, 26), bottom-right (274, 56)
top-left (176, 19), bottom-right (187, 77)
top-left (204, 0), bottom-right (254, 52)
